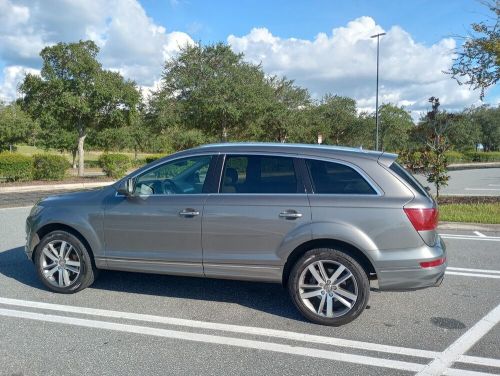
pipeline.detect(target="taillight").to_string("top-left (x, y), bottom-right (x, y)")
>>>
top-left (420, 257), bottom-right (446, 268)
top-left (404, 207), bottom-right (439, 231)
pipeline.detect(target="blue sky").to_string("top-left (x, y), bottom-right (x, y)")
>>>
top-left (0, 0), bottom-right (498, 116)
top-left (142, 0), bottom-right (489, 45)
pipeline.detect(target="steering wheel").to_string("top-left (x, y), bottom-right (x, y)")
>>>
top-left (161, 178), bottom-right (181, 194)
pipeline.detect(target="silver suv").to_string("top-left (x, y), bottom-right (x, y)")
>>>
top-left (25, 143), bottom-right (446, 325)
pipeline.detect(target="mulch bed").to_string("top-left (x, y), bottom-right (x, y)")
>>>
top-left (438, 196), bottom-right (500, 204)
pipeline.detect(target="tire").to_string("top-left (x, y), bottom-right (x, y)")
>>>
top-left (34, 230), bottom-right (98, 293)
top-left (288, 248), bottom-right (369, 326)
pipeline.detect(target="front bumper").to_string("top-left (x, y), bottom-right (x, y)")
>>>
top-left (25, 215), bottom-right (39, 261)
top-left (375, 236), bottom-right (447, 291)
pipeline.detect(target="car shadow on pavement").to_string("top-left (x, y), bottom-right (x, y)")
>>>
top-left (0, 246), bottom-right (305, 322)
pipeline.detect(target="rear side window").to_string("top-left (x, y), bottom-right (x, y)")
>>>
top-left (221, 155), bottom-right (299, 193)
top-left (389, 162), bottom-right (430, 197)
top-left (305, 159), bottom-right (376, 195)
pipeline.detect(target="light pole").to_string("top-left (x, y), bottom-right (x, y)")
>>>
top-left (370, 32), bottom-right (385, 151)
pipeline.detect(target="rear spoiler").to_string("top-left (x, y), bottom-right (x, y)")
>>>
top-left (377, 151), bottom-right (398, 167)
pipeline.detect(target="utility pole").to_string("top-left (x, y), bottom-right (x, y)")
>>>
top-left (371, 32), bottom-right (386, 151)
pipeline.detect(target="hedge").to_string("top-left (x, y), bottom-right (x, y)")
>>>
top-left (33, 154), bottom-right (69, 181)
top-left (98, 153), bottom-right (131, 178)
top-left (0, 153), bottom-right (33, 182)
top-left (463, 151), bottom-right (500, 162)
top-left (144, 154), bottom-right (167, 164)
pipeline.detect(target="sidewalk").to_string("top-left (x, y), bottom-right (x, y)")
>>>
top-left (0, 181), bottom-right (113, 194)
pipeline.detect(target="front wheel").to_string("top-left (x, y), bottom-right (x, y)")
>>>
top-left (34, 230), bottom-right (97, 293)
top-left (288, 248), bottom-right (370, 326)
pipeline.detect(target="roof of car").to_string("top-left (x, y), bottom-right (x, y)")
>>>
top-left (194, 142), bottom-right (396, 163)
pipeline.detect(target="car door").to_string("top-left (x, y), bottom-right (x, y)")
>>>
top-left (103, 154), bottom-right (216, 276)
top-left (202, 153), bottom-right (312, 282)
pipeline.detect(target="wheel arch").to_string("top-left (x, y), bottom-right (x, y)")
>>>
top-left (282, 238), bottom-right (377, 286)
top-left (35, 223), bottom-right (96, 266)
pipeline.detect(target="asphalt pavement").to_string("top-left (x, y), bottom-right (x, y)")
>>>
top-left (0, 206), bottom-right (499, 375)
top-left (415, 168), bottom-right (500, 196)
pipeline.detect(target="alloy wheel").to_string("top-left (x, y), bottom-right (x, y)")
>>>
top-left (298, 260), bottom-right (358, 318)
top-left (40, 240), bottom-right (81, 288)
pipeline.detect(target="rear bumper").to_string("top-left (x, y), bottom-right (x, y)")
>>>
top-left (375, 236), bottom-right (447, 291)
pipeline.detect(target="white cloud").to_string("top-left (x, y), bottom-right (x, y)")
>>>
top-left (0, 0), bottom-right (194, 101)
top-left (0, 65), bottom-right (39, 102)
top-left (228, 17), bottom-right (481, 115)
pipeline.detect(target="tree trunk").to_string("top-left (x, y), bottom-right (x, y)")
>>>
top-left (71, 149), bottom-right (77, 169)
top-left (77, 129), bottom-right (86, 177)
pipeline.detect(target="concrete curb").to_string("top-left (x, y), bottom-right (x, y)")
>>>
top-left (438, 221), bottom-right (500, 232)
top-left (448, 162), bottom-right (500, 170)
top-left (0, 181), bottom-right (113, 194)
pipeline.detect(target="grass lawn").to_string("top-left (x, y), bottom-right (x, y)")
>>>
top-left (439, 203), bottom-right (500, 224)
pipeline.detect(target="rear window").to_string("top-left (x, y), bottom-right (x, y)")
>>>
top-left (389, 162), bottom-right (430, 197)
top-left (305, 159), bottom-right (376, 195)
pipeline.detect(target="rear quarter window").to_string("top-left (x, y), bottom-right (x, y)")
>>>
top-left (305, 159), bottom-right (376, 195)
top-left (389, 162), bottom-right (430, 198)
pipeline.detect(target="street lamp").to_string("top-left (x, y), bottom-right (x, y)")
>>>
top-left (371, 32), bottom-right (386, 151)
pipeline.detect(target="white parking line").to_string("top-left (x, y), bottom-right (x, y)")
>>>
top-left (416, 302), bottom-right (500, 376)
top-left (474, 231), bottom-right (487, 238)
top-left (465, 188), bottom-right (500, 191)
top-left (446, 271), bottom-right (500, 279)
top-left (0, 205), bottom-right (32, 211)
top-left (447, 267), bottom-right (500, 275)
top-left (0, 298), bottom-right (499, 373)
top-left (441, 234), bottom-right (500, 242)
top-left (446, 266), bottom-right (500, 279)
top-left (0, 297), bottom-right (437, 359)
top-left (0, 307), bottom-right (424, 373)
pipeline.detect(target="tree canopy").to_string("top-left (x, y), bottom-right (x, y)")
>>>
top-left (20, 40), bottom-right (140, 176)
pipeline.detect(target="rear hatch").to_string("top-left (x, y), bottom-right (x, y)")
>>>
top-left (383, 157), bottom-right (439, 247)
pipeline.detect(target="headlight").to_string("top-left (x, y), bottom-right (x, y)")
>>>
top-left (29, 204), bottom-right (44, 217)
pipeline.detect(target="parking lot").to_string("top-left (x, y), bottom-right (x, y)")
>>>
top-left (0, 206), bottom-right (499, 376)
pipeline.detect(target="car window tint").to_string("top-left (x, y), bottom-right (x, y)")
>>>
top-left (221, 155), bottom-right (299, 194)
top-left (135, 155), bottom-right (212, 195)
top-left (389, 162), bottom-right (430, 198)
top-left (306, 159), bottom-right (376, 194)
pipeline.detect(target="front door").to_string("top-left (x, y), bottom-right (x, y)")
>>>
top-left (103, 154), bottom-right (215, 276)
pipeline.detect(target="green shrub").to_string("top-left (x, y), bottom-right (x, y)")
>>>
top-left (0, 153), bottom-right (33, 182)
top-left (463, 151), bottom-right (500, 162)
top-left (444, 151), bottom-right (466, 164)
top-left (33, 154), bottom-right (69, 180)
top-left (98, 153), bottom-right (131, 178)
top-left (144, 154), bottom-right (167, 164)
top-left (85, 160), bottom-right (101, 168)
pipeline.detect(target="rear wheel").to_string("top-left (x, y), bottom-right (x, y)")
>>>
top-left (34, 230), bottom-right (97, 293)
top-left (288, 248), bottom-right (369, 326)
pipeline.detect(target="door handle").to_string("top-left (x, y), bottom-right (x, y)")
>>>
top-left (279, 210), bottom-right (303, 219)
top-left (179, 209), bottom-right (200, 217)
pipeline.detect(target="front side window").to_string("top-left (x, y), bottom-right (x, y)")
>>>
top-left (306, 159), bottom-right (376, 194)
top-left (134, 155), bottom-right (212, 195)
top-left (221, 155), bottom-right (299, 194)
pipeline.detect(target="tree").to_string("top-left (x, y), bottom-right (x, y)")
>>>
top-left (448, 1), bottom-right (499, 98)
top-left (0, 102), bottom-right (36, 152)
top-left (419, 97), bottom-right (450, 198)
top-left (20, 40), bottom-right (140, 176)
top-left (250, 76), bottom-right (311, 142)
top-left (155, 43), bottom-right (271, 141)
top-left (469, 105), bottom-right (500, 151)
top-left (377, 104), bottom-right (414, 151)
top-left (309, 95), bottom-right (361, 146)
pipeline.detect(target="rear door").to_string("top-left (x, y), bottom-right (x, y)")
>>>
top-left (202, 153), bottom-right (311, 282)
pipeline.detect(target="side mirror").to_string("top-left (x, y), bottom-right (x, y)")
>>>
top-left (117, 178), bottom-right (135, 196)
top-left (425, 186), bottom-right (431, 193)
